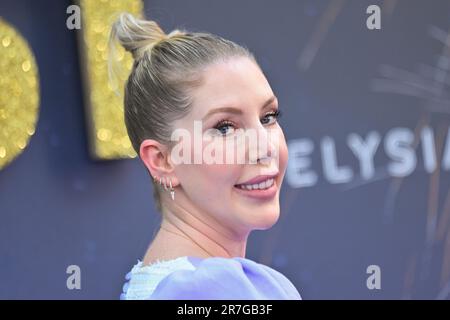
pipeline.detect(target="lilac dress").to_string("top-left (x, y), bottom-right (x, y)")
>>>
top-left (120, 256), bottom-right (301, 300)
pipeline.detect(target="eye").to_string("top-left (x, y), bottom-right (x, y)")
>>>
top-left (213, 120), bottom-right (236, 136)
top-left (261, 109), bottom-right (282, 125)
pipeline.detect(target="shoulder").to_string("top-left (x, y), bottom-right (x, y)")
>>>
top-left (150, 257), bottom-right (301, 300)
top-left (120, 257), bottom-right (196, 300)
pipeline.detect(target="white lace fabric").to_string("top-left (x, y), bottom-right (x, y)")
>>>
top-left (123, 256), bottom-right (196, 300)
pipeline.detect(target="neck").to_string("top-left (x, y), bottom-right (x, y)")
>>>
top-left (147, 197), bottom-right (249, 261)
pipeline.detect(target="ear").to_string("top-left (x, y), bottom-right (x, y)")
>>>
top-left (139, 139), bottom-right (179, 187)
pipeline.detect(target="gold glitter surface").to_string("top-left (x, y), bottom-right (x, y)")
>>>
top-left (0, 18), bottom-right (40, 170)
top-left (77, 0), bottom-right (142, 160)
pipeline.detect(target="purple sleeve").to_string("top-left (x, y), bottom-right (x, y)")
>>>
top-left (149, 257), bottom-right (301, 300)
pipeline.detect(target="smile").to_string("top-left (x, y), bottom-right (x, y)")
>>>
top-left (235, 178), bottom-right (274, 190)
top-left (234, 177), bottom-right (278, 200)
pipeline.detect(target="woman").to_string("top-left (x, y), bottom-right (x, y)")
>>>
top-left (109, 12), bottom-right (301, 300)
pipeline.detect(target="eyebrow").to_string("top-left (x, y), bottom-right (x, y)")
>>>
top-left (202, 95), bottom-right (278, 121)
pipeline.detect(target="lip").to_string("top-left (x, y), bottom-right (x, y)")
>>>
top-left (233, 179), bottom-right (278, 200)
top-left (236, 173), bottom-right (279, 186)
top-left (234, 174), bottom-right (279, 200)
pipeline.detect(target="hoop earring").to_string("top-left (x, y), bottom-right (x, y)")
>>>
top-left (153, 176), bottom-right (175, 201)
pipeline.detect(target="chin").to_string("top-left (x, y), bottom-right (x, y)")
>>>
top-left (248, 206), bottom-right (280, 231)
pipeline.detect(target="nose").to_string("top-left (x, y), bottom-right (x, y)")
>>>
top-left (249, 125), bottom-right (278, 165)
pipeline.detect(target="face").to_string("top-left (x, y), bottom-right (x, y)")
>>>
top-left (171, 57), bottom-right (288, 237)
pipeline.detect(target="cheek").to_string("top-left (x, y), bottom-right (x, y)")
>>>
top-left (177, 136), bottom-right (242, 203)
top-left (178, 163), bottom-right (242, 213)
top-left (201, 164), bottom-right (239, 185)
top-left (273, 127), bottom-right (289, 176)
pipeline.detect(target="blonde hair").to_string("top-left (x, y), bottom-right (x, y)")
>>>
top-left (108, 13), bottom-right (256, 212)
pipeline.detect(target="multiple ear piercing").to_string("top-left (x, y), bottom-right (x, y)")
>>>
top-left (153, 176), bottom-right (175, 201)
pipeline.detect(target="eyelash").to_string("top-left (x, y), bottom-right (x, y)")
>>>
top-left (213, 109), bottom-right (282, 136)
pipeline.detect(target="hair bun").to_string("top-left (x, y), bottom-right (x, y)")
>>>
top-left (109, 12), bottom-right (167, 61)
top-left (167, 29), bottom-right (185, 39)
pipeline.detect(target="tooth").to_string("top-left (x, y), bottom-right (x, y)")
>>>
top-left (238, 178), bottom-right (276, 190)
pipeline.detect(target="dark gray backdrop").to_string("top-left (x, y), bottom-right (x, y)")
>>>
top-left (1, 0), bottom-right (449, 299)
